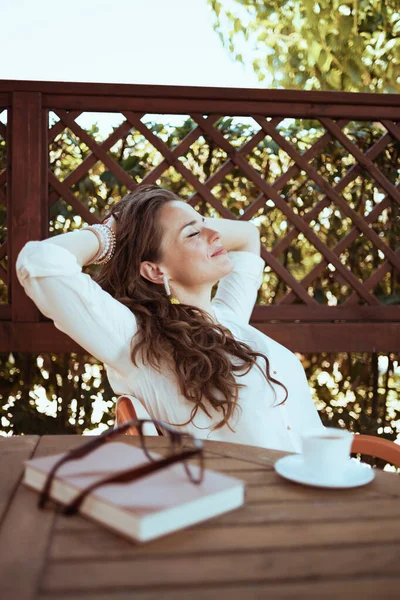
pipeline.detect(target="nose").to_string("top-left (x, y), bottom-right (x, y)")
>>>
top-left (206, 224), bottom-right (220, 244)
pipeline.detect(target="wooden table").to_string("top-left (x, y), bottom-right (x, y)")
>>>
top-left (1, 435), bottom-right (400, 599)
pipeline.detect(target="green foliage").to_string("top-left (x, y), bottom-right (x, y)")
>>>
top-left (208, 0), bottom-right (400, 92)
top-left (0, 353), bottom-right (116, 435)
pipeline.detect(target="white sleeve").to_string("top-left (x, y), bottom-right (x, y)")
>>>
top-left (16, 241), bottom-right (137, 369)
top-left (212, 251), bottom-right (265, 324)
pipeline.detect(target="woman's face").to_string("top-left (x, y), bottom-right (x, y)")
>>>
top-left (156, 200), bottom-right (233, 289)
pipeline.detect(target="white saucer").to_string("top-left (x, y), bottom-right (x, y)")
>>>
top-left (274, 454), bottom-right (375, 489)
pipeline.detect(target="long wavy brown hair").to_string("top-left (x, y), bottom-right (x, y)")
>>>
top-left (96, 185), bottom-right (288, 431)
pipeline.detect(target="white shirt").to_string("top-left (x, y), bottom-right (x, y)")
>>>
top-left (16, 241), bottom-right (324, 453)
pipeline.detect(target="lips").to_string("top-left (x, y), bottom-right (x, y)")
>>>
top-left (211, 247), bottom-right (227, 257)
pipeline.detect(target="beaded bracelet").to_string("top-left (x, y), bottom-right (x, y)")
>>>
top-left (83, 224), bottom-right (116, 265)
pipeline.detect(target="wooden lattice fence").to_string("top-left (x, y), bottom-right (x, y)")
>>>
top-left (0, 80), bottom-right (399, 353)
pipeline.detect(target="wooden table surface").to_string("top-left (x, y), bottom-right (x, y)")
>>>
top-left (1, 435), bottom-right (400, 600)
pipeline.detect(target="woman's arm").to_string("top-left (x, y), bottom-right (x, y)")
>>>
top-left (16, 218), bottom-right (136, 371)
top-left (41, 229), bottom-right (100, 267)
top-left (41, 216), bottom-right (117, 266)
top-left (205, 217), bottom-right (260, 255)
top-left (42, 215), bottom-right (117, 267)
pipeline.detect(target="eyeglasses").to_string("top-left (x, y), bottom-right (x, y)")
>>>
top-left (38, 418), bottom-right (204, 516)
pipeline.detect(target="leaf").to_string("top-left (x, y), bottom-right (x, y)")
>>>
top-left (308, 41), bottom-right (322, 67)
top-left (346, 58), bottom-right (362, 85)
top-left (234, 18), bottom-right (242, 33)
top-left (122, 155), bottom-right (140, 171)
top-left (374, 31), bottom-right (386, 51)
top-left (290, 246), bottom-right (302, 262)
top-left (100, 170), bottom-right (117, 185)
top-left (338, 16), bottom-right (353, 38)
top-left (209, 0), bottom-right (221, 18)
top-left (385, 38), bottom-right (397, 52)
top-left (317, 49), bottom-right (333, 73)
top-left (393, 20), bottom-right (400, 36)
top-left (292, 3), bottom-right (303, 30)
top-left (326, 68), bottom-right (342, 88)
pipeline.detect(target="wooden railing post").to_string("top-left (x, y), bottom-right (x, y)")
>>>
top-left (9, 91), bottom-right (46, 322)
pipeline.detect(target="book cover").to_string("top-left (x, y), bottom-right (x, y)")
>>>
top-left (23, 441), bottom-right (245, 542)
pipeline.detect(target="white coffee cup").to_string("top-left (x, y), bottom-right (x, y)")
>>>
top-left (300, 426), bottom-right (354, 479)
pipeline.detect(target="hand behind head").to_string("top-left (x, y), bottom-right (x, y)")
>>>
top-left (103, 215), bottom-right (118, 235)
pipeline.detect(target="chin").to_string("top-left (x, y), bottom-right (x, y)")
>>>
top-left (206, 253), bottom-right (233, 282)
top-left (220, 255), bottom-right (234, 277)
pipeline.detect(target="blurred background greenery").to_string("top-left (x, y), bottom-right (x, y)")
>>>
top-left (0, 0), bottom-right (399, 472)
top-left (208, 0), bottom-right (400, 92)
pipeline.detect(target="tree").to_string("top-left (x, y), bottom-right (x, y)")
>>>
top-left (208, 0), bottom-right (400, 92)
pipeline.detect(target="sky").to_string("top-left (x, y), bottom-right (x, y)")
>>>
top-left (1, 0), bottom-right (263, 132)
top-left (1, 0), bottom-right (261, 88)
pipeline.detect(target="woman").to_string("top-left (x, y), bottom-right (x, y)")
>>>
top-left (16, 185), bottom-right (324, 452)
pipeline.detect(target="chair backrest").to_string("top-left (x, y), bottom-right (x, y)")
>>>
top-left (115, 396), bottom-right (140, 435)
top-left (351, 433), bottom-right (400, 469)
top-left (115, 395), bottom-right (159, 436)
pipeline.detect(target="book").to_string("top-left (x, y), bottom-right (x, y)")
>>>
top-left (22, 441), bottom-right (245, 542)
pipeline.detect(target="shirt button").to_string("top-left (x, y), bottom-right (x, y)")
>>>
top-left (287, 425), bottom-right (291, 430)
top-left (273, 370), bottom-right (277, 375)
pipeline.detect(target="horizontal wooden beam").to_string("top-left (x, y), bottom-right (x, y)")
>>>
top-left (257, 323), bottom-right (400, 353)
top-left (0, 321), bottom-right (399, 353)
top-left (42, 95), bottom-right (400, 120)
top-left (0, 93), bottom-right (10, 108)
top-left (0, 80), bottom-right (399, 108)
top-left (0, 322), bottom-right (82, 353)
top-left (0, 305), bottom-right (11, 319)
top-left (252, 305), bottom-right (400, 322)
top-left (1, 305), bottom-right (398, 324)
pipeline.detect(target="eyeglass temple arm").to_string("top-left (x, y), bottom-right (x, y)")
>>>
top-left (38, 418), bottom-right (142, 509)
top-left (63, 447), bottom-right (201, 516)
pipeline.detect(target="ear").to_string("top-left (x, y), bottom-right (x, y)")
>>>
top-left (140, 261), bottom-right (165, 285)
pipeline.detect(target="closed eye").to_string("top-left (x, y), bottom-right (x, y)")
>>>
top-left (187, 217), bottom-right (206, 238)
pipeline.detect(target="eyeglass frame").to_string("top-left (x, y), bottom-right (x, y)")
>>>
top-left (38, 417), bottom-right (204, 516)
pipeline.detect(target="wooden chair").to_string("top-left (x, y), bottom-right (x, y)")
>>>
top-left (351, 433), bottom-right (400, 469)
top-left (115, 397), bottom-right (400, 468)
top-left (115, 395), bottom-right (159, 436)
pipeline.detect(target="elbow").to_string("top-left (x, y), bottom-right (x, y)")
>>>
top-left (16, 242), bottom-right (36, 284)
top-left (249, 222), bottom-right (260, 241)
top-left (16, 240), bottom-right (47, 283)
top-left (15, 241), bottom-right (81, 282)
top-left (242, 223), bottom-right (261, 255)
